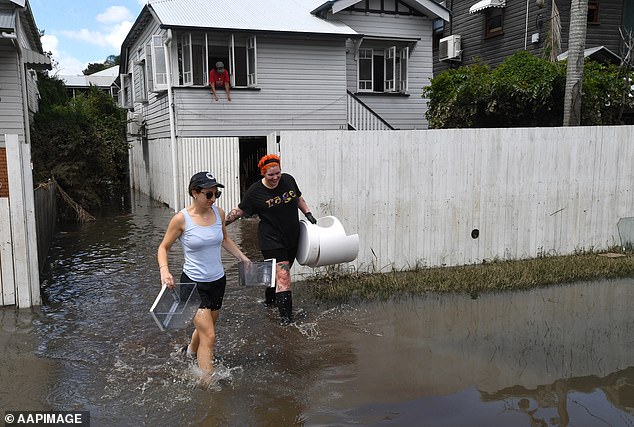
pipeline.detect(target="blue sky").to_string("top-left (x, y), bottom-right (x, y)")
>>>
top-left (29, 0), bottom-right (147, 75)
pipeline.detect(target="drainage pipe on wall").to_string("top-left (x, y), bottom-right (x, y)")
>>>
top-left (163, 29), bottom-right (179, 212)
top-left (524, 0), bottom-right (530, 50)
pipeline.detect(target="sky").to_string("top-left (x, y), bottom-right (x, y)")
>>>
top-left (29, 0), bottom-right (148, 75)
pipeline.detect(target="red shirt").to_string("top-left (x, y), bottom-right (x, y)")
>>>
top-left (209, 69), bottom-right (230, 87)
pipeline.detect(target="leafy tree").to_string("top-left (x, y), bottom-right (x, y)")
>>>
top-left (36, 73), bottom-right (69, 111)
top-left (423, 51), bottom-right (633, 128)
top-left (83, 62), bottom-right (110, 75)
top-left (83, 55), bottom-right (119, 75)
top-left (422, 60), bottom-right (494, 129)
top-left (488, 51), bottom-right (565, 127)
top-left (31, 75), bottom-right (129, 213)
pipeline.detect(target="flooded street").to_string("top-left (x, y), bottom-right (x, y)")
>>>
top-left (1, 191), bottom-right (633, 426)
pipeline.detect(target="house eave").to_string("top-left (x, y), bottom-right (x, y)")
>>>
top-left (313, 0), bottom-right (451, 21)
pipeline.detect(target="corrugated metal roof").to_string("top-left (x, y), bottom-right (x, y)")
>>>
top-left (60, 66), bottom-right (119, 87)
top-left (61, 75), bottom-right (117, 88)
top-left (23, 48), bottom-right (51, 69)
top-left (148, 0), bottom-right (357, 35)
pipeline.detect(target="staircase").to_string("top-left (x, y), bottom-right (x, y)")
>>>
top-left (347, 90), bottom-right (394, 130)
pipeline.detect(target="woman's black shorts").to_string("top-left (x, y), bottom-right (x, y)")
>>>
top-left (261, 246), bottom-right (298, 268)
top-left (180, 272), bottom-right (226, 310)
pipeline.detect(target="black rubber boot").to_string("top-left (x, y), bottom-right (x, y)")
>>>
top-left (276, 291), bottom-right (293, 324)
top-left (264, 287), bottom-right (276, 307)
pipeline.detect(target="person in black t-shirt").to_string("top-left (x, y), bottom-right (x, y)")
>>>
top-left (225, 154), bottom-right (317, 324)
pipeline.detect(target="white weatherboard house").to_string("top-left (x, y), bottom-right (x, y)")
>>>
top-left (119, 0), bottom-right (449, 212)
top-left (0, 0), bottom-right (51, 307)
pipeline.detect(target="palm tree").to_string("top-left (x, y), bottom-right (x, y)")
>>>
top-left (544, 0), bottom-right (561, 62)
top-left (563, 0), bottom-right (589, 126)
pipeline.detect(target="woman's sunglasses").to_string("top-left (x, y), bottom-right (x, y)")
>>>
top-left (202, 190), bottom-right (221, 199)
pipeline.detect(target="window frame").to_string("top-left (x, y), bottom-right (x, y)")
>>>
top-left (484, 7), bottom-right (504, 38)
top-left (174, 31), bottom-right (258, 88)
top-left (150, 35), bottom-right (168, 91)
top-left (385, 46), bottom-right (396, 92)
top-left (358, 48), bottom-right (374, 92)
top-left (132, 47), bottom-right (148, 103)
top-left (357, 44), bottom-right (409, 94)
top-left (399, 47), bottom-right (409, 93)
top-left (119, 73), bottom-right (133, 109)
top-left (247, 36), bottom-right (257, 87)
top-left (177, 33), bottom-right (194, 86)
top-left (587, 0), bottom-right (600, 24)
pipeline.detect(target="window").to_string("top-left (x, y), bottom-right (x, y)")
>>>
top-left (587, 0), bottom-right (599, 24)
top-left (178, 34), bottom-right (193, 85)
top-left (119, 73), bottom-right (132, 108)
top-left (175, 31), bottom-right (258, 88)
top-left (247, 36), bottom-right (257, 87)
top-left (132, 47), bottom-right (147, 102)
top-left (151, 35), bottom-right (168, 90)
top-left (385, 46), bottom-right (395, 91)
top-left (399, 47), bottom-right (409, 92)
top-left (485, 8), bottom-right (504, 37)
top-left (357, 45), bottom-right (409, 94)
top-left (358, 48), bottom-right (373, 91)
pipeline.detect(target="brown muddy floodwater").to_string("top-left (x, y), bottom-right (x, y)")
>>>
top-left (1, 192), bottom-right (633, 426)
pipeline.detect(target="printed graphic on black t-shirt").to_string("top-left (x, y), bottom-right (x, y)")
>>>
top-left (239, 173), bottom-right (302, 250)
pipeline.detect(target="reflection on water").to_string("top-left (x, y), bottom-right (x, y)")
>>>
top-left (0, 191), bottom-right (633, 426)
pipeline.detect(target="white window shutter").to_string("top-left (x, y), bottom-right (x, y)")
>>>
top-left (399, 47), bottom-right (409, 93)
top-left (145, 43), bottom-right (154, 92)
top-left (384, 46), bottom-right (396, 92)
top-left (181, 33), bottom-right (193, 85)
top-left (151, 35), bottom-right (168, 90)
top-left (229, 34), bottom-right (236, 87)
top-left (119, 74), bottom-right (132, 108)
top-left (247, 36), bottom-right (257, 87)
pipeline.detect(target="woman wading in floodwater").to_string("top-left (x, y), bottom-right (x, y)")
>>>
top-left (225, 154), bottom-right (317, 324)
top-left (157, 172), bottom-right (250, 381)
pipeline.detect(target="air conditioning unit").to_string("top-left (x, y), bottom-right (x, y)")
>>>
top-left (439, 35), bottom-right (462, 61)
top-left (127, 112), bottom-right (143, 135)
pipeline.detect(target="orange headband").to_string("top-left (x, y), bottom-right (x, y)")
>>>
top-left (258, 155), bottom-right (280, 175)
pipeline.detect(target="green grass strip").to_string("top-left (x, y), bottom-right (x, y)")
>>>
top-left (304, 250), bottom-right (634, 303)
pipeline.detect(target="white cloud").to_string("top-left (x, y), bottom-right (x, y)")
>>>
top-left (96, 6), bottom-right (132, 24)
top-left (42, 32), bottom-right (87, 75)
top-left (40, 5), bottom-right (139, 74)
top-left (40, 33), bottom-right (58, 55)
top-left (59, 6), bottom-right (133, 53)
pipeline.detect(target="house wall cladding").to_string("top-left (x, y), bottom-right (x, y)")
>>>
top-left (128, 136), bottom-right (240, 213)
top-left (274, 126), bottom-right (634, 278)
top-left (172, 35), bottom-right (348, 138)
top-left (0, 45), bottom-right (25, 146)
top-left (339, 11), bottom-right (433, 129)
top-left (435, 0), bottom-right (627, 74)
